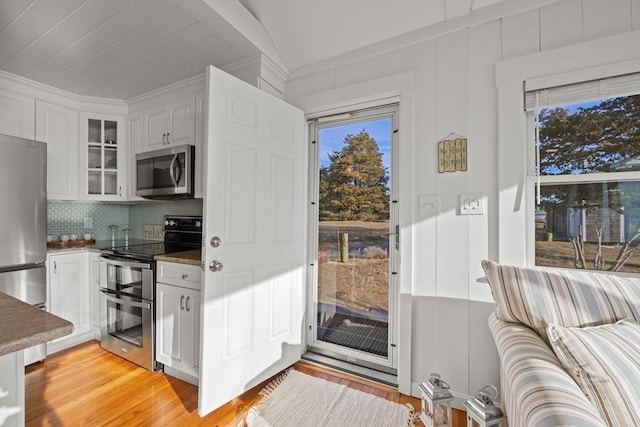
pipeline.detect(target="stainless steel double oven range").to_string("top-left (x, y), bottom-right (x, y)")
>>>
top-left (98, 216), bottom-right (202, 370)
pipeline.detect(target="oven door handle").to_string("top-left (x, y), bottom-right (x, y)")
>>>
top-left (100, 289), bottom-right (151, 310)
top-left (100, 255), bottom-right (152, 270)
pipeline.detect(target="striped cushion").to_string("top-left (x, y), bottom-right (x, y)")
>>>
top-left (482, 260), bottom-right (640, 343)
top-left (489, 315), bottom-right (607, 427)
top-left (547, 319), bottom-right (640, 427)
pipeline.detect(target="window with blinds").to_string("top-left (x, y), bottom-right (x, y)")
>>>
top-left (526, 72), bottom-right (640, 273)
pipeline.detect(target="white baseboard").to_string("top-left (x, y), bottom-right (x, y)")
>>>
top-left (163, 366), bottom-right (198, 386)
top-left (46, 330), bottom-right (95, 356)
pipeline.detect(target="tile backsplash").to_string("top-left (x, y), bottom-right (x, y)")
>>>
top-left (48, 202), bottom-right (130, 240)
top-left (48, 199), bottom-right (203, 241)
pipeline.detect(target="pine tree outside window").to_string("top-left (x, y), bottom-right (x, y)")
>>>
top-left (527, 74), bottom-right (640, 273)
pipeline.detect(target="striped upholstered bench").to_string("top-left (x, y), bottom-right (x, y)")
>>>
top-left (482, 260), bottom-right (640, 427)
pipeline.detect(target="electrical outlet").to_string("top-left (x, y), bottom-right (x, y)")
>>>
top-left (459, 194), bottom-right (485, 215)
top-left (83, 217), bottom-right (93, 229)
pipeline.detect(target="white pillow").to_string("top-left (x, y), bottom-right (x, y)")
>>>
top-left (547, 318), bottom-right (640, 427)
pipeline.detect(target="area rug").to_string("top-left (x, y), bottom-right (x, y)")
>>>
top-left (245, 369), bottom-right (417, 426)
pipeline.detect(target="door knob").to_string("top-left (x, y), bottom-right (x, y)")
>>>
top-left (210, 236), bottom-right (222, 248)
top-left (209, 260), bottom-right (224, 272)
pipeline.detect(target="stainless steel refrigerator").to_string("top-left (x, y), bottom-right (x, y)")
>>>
top-left (0, 133), bottom-right (48, 365)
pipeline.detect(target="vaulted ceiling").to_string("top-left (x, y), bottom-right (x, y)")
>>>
top-left (0, 0), bottom-right (521, 100)
top-left (238, 0), bottom-right (506, 71)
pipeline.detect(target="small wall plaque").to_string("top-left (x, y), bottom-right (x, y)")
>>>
top-left (143, 224), bottom-right (165, 241)
top-left (438, 136), bottom-right (467, 173)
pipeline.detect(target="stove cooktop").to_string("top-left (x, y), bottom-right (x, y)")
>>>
top-left (101, 216), bottom-right (203, 261)
top-left (103, 240), bottom-right (200, 260)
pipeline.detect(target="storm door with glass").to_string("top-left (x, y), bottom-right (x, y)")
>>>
top-left (307, 104), bottom-right (399, 374)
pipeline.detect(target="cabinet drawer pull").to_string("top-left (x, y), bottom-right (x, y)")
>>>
top-left (186, 296), bottom-right (190, 312)
top-left (181, 273), bottom-right (188, 279)
top-left (180, 295), bottom-right (185, 310)
top-left (166, 132), bottom-right (170, 144)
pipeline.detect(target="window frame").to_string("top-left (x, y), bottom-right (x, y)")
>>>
top-left (495, 30), bottom-right (640, 268)
top-left (524, 86), bottom-right (640, 270)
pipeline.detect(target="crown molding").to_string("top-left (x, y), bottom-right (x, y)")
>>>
top-left (0, 70), bottom-right (127, 114)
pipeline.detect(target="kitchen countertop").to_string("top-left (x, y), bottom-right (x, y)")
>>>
top-left (47, 241), bottom-right (203, 266)
top-left (46, 239), bottom-right (148, 253)
top-left (154, 249), bottom-right (202, 266)
top-left (0, 292), bottom-right (73, 356)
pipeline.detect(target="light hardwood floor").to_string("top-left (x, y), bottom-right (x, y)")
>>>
top-left (25, 340), bottom-right (465, 426)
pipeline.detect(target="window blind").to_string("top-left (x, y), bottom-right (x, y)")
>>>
top-left (525, 72), bottom-right (640, 111)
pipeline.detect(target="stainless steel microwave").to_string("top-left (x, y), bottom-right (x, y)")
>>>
top-left (135, 145), bottom-right (195, 198)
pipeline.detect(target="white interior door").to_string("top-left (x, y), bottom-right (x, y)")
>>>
top-left (198, 66), bottom-right (306, 416)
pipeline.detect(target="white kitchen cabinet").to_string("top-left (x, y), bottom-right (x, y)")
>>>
top-left (156, 262), bottom-right (201, 383)
top-left (0, 351), bottom-right (24, 427)
top-left (129, 91), bottom-right (204, 199)
top-left (47, 251), bottom-right (92, 354)
top-left (79, 113), bottom-right (126, 200)
top-left (0, 88), bottom-right (34, 139)
top-left (142, 96), bottom-right (196, 151)
top-left (35, 100), bottom-right (79, 200)
top-left (88, 252), bottom-right (101, 336)
top-left (126, 113), bottom-right (145, 201)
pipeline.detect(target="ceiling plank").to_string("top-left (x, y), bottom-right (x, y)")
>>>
top-left (55, 3), bottom-right (201, 92)
top-left (25, 0), bottom-right (177, 85)
top-left (27, 0), bottom-right (138, 61)
top-left (109, 50), bottom-right (228, 99)
top-left (72, 22), bottom-right (225, 97)
top-left (0, 0), bottom-right (34, 34)
top-left (1, 0), bottom-right (137, 77)
top-left (0, 0), bottom-right (85, 66)
top-left (1, 51), bottom-right (43, 76)
top-left (103, 36), bottom-right (238, 99)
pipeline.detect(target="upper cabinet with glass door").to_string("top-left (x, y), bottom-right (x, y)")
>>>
top-left (79, 113), bottom-right (126, 201)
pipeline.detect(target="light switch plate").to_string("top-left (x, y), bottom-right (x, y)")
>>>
top-left (459, 193), bottom-right (485, 215)
top-left (83, 217), bottom-right (93, 229)
top-left (418, 194), bottom-right (440, 217)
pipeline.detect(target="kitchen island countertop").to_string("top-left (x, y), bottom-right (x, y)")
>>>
top-left (0, 292), bottom-right (73, 356)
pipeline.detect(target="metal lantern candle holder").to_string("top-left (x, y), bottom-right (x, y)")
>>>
top-left (419, 373), bottom-right (454, 427)
top-left (464, 384), bottom-right (504, 427)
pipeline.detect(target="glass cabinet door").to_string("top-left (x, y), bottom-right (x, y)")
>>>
top-left (84, 115), bottom-right (122, 198)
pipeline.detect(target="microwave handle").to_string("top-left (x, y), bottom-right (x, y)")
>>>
top-left (169, 154), bottom-right (182, 187)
